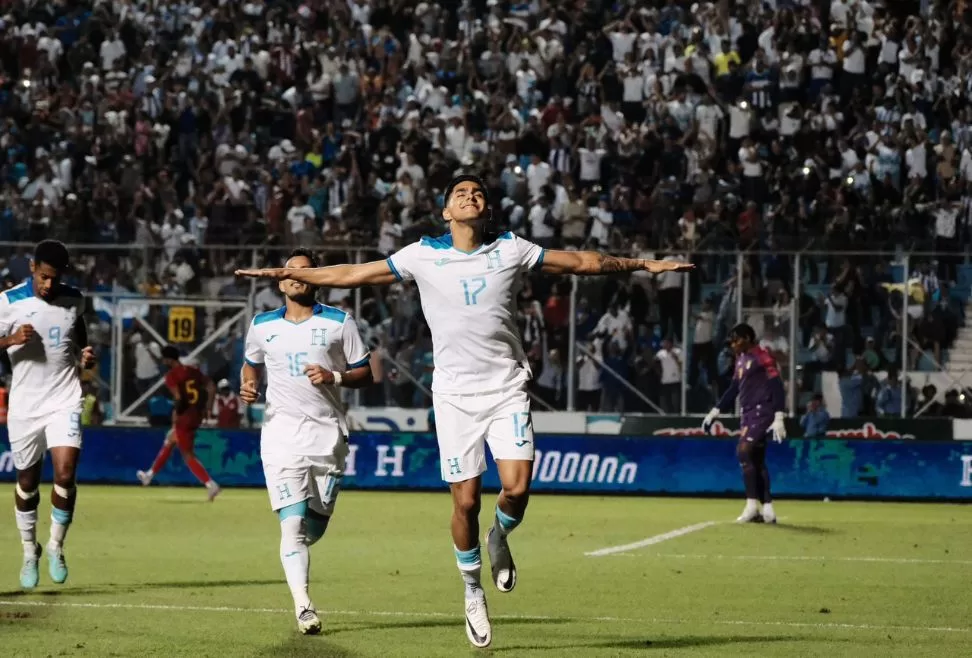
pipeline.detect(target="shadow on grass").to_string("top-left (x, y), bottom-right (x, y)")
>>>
top-left (771, 523), bottom-right (836, 535)
top-left (490, 634), bottom-right (800, 653)
top-left (252, 634), bottom-right (362, 658)
top-left (325, 615), bottom-right (569, 636)
top-left (0, 578), bottom-right (280, 598)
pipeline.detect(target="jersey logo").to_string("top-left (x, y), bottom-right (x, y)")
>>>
top-left (311, 328), bottom-right (327, 346)
top-left (266, 334), bottom-right (278, 343)
top-left (26, 312), bottom-right (36, 318)
top-left (434, 258), bottom-right (451, 267)
top-left (486, 250), bottom-right (503, 270)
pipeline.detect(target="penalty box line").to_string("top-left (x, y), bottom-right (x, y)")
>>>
top-left (0, 599), bottom-right (967, 635)
top-left (585, 521), bottom-right (720, 557)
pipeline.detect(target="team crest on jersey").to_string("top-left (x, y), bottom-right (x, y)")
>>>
top-left (311, 328), bottom-right (328, 346)
top-left (486, 250), bottom-right (503, 270)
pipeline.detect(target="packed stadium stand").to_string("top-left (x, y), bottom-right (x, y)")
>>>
top-left (0, 0), bottom-right (970, 420)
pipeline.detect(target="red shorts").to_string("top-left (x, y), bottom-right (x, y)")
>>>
top-left (172, 410), bottom-right (202, 449)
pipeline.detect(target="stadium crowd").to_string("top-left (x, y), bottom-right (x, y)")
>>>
top-left (0, 0), bottom-right (970, 417)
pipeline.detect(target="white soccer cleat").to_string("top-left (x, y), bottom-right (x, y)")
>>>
top-left (736, 503), bottom-right (762, 523)
top-left (464, 596), bottom-right (492, 648)
top-left (485, 526), bottom-right (517, 593)
top-left (761, 503), bottom-right (777, 524)
top-left (206, 483), bottom-right (222, 502)
top-left (296, 607), bottom-right (322, 635)
top-left (136, 470), bottom-right (152, 486)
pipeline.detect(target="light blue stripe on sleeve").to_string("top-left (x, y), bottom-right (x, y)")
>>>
top-left (386, 258), bottom-right (403, 281)
top-left (532, 249), bottom-right (546, 271)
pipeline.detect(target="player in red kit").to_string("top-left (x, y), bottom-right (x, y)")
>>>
top-left (213, 378), bottom-right (245, 428)
top-left (137, 346), bottom-right (221, 500)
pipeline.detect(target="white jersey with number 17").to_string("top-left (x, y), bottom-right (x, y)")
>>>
top-left (386, 231), bottom-right (545, 395)
top-left (244, 303), bottom-right (370, 455)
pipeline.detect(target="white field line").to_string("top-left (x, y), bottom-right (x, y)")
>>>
top-left (0, 599), bottom-right (967, 634)
top-left (585, 521), bottom-right (719, 557)
top-left (605, 553), bottom-right (972, 566)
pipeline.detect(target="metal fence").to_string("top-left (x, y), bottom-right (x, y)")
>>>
top-left (0, 242), bottom-right (966, 420)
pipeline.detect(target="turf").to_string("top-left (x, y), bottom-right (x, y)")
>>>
top-left (0, 487), bottom-right (969, 657)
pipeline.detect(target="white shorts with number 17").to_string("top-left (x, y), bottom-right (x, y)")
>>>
top-left (433, 385), bottom-right (535, 483)
top-left (7, 404), bottom-right (83, 471)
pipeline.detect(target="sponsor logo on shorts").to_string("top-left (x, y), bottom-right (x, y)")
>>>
top-left (514, 440), bottom-right (531, 448)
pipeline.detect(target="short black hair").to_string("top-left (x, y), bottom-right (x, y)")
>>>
top-left (729, 323), bottom-right (757, 344)
top-left (161, 345), bottom-right (181, 361)
top-left (287, 247), bottom-right (319, 268)
top-left (34, 240), bottom-right (70, 271)
top-left (444, 174), bottom-right (489, 207)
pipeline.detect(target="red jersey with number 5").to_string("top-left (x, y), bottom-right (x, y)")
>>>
top-left (165, 364), bottom-right (208, 412)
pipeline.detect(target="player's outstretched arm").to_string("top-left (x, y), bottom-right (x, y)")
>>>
top-left (539, 250), bottom-right (695, 276)
top-left (235, 260), bottom-right (399, 288)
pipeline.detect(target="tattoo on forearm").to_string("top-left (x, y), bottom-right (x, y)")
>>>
top-left (596, 254), bottom-right (643, 274)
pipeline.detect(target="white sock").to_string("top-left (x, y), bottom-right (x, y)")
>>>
top-left (455, 545), bottom-right (484, 601)
top-left (15, 508), bottom-right (37, 555)
top-left (743, 498), bottom-right (759, 512)
top-left (205, 480), bottom-right (219, 490)
top-left (15, 485), bottom-right (39, 556)
top-left (280, 516), bottom-right (313, 612)
top-left (49, 486), bottom-right (75, 551)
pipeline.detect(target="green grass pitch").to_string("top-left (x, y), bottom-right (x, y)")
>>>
top-left (1, 487), bottom-right (969, 657)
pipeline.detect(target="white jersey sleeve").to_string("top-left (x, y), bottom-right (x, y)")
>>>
top-left (511, 234), bottom-right (546, 272)
top-left (341, 314), bottom-right (371, 370)
top-left (244, 318), bottom-right (266, 366)
top-left (385, 242), bottom-right (422, 282)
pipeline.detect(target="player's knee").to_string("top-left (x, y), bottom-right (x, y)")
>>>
top-left (52, 468), bottom-right (76, 490)
top-left (16, 469), bottom-right (40, 493)
top-left (452, 487), bottom-right (481, 519)
top-left (279, 515), bottom-right (306, 550)
top-left (736, 441), bottom-right (755, 467)
top-left (500, 480), bottom-right (530, 506)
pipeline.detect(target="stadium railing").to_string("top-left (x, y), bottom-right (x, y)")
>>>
top-left (0, 242), bottom-right (967, 421)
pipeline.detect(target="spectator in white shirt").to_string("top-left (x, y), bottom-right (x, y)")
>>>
top-left (655, 338), bottom-right (683, 413)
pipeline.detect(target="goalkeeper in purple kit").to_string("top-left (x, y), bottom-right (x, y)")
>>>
top-left (702, 323), bottom-right (786, 523)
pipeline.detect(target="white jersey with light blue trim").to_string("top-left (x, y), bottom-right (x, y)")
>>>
top-left (0, 280), bottom-right (85, 419)
top-left (386, 231), bottom-right (545, 394)
top-left (244, 303), bottom-right (369, 451)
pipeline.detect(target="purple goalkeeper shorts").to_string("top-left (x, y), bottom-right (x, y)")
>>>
top-left (739, 412), bottom-right (774, 445)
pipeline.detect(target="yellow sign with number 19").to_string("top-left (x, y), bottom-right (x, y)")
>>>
top-left (168, 307), bottom-right (196, 344)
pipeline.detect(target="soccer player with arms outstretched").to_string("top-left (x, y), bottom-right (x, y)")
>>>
top-left (239, 248), bottom-right (373, 636)
top-left (702, 323), bottom-right (786, 523)
top-left (237, 175), bottom-right (692, 648)
top-left (136, 346), bottom-right (220, 500)
top-left (0, 240), bottom-right (96, 588)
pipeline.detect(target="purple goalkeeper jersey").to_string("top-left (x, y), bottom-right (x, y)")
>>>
top-left (719, 346), bottom-right (785, 416)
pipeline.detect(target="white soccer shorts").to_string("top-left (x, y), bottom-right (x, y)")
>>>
top-left (261, 420), bottom-right (349, 516)
top-left (433, 385), bottom-right (535, 483)
top-left (7, 404), bottom-right (84, 471)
